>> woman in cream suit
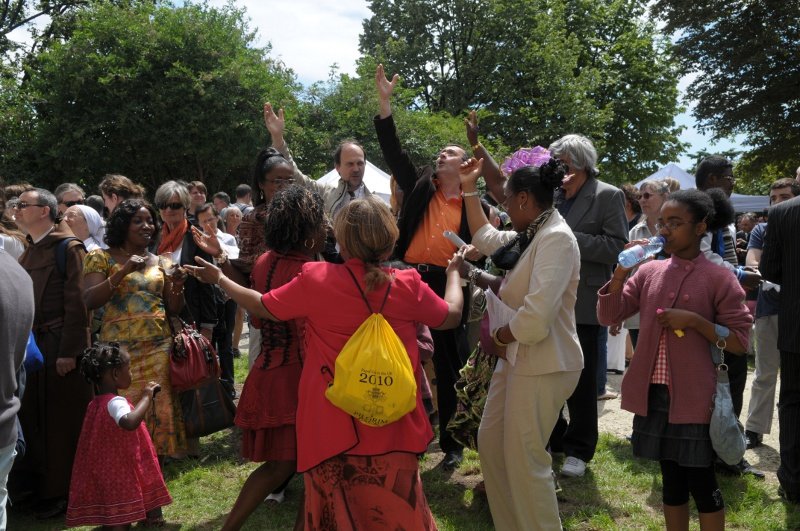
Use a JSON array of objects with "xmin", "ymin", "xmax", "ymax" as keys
[{"xmin": 457, "ymin": 153, "xmax": 583, "ymax": 530}]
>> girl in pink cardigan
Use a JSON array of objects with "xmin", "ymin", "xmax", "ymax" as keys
[{"xmin": 597, "ymin": 189, "xmax": 751, "ymax": 531}]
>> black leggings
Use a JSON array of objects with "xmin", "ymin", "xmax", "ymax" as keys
[{"xmin": 660, "ymin": 460, "xmax": 724, "ymax": 513}]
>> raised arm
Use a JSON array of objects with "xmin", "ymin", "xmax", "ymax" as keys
[
  {"xmin": 374, "ymin": 64, "xmax": 418, "ymax": 192},
  {"xmin": 464, "ymin": 110, "xmax": 505, "ymax": 201},
  {"xmin": 264, "ymin": 102, "xmax": 323, "ymax": 193}
]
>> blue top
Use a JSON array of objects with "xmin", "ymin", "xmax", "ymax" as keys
[{"xmin": 748, "ymin": 223, "xmax": 779, "ymax": 318}]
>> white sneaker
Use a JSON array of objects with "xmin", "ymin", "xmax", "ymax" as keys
[
  {"xmin": 560, "ymin": 456, "xmax": 586, "ymax": 478},
  {"xmin": 264, "ymin": 489, "xmax": 285, "ymax": 504}
]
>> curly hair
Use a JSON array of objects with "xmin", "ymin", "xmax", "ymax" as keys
[
  {"xmin": 506, "ymin": 158, "xmax": 568, "ymax": 209},
  {"xmin": 263, "ymin": 185, "xmax": 325, "ymax": 254},
  {"xmin": 79, "ymin": 342, "xmax": 125, "ymax": 385},
  {"xmin": 104, "ymin": 199, "xmax": 161, "ymax": 248}
]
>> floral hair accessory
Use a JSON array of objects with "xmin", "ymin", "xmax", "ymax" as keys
[{"xmin": 501, "ymin": 146, "xmax": 551, "ymax": 175}]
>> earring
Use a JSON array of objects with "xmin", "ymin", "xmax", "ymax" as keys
[
  {"xmin": 519, "ymin": 203, "xmax": 525, "ymax": 211},
  {"xmin": 304, "ymin": 238, "xmax": 315, "ymax": 249}
]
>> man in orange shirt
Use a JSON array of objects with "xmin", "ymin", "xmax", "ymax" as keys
[{"xmin": 374, "ymin": 65, "xmax": 486, "ymax": 470}]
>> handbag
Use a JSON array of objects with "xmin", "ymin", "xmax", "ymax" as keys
[
  {"xmin": 180, "ymin": 378, "xmax": 236, "ymax": 438},
  {"xmin": 708, "ymin": 335, "xmax": 747, "ymax": 466},
  {"xmin": 323, "ymin": 268, "xmax": 417, "ymax": 427},
  {"xmin": 169, "ymin": 318, "xmax": 221, "ymax": 392}
]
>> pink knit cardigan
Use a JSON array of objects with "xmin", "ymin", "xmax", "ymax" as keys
[{"xmin": 597, "ymin": 253, "xmax": 751, "ymax": 424}]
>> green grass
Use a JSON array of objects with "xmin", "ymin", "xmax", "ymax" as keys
[{"xmin": 9, "ymin": 355, "xmax": 800, "ymax": 530}]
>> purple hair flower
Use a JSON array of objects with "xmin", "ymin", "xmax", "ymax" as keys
[{"xmin": 501, "ymin": 146, "xmax": 552, "ymax": 176}]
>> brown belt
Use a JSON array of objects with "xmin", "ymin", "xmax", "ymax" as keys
[{"xmin": 32, "ymin": 317, "xmax": 64, "ymax": 334}]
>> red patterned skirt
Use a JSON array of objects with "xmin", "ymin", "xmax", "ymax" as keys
[
  {"xmin": 236, "ymin": 359, "xmax": 301, "ymax": 462},
  {"xmin": 304, "ymin": 453, "xmax": 438, "ymax": 530}
]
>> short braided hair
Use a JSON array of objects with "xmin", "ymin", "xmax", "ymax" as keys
[{"xmin": 79, "ymin": 342, "xmax": 125, "ymax": 385}]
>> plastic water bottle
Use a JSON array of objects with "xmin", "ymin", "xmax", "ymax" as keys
[{"xmin": 618, "ymin": 236, "xmax": 665, "ymax": 268}]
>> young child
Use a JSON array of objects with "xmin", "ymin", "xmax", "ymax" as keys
[
  {"xmin": 66, "ymin": 342, "xmax": 171, "ymax": 529},
  {"xmin": 597, "ymin": 190, "xmax": 751, "ymax": 530}
]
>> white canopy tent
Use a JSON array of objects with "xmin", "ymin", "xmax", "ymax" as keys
[
  {"xmin": 635, "ymin": 163, "xmax": 769, "ymax": 213},
  {"xmin": 318, "ymin": 160, "xmax": 391, "ymax": 205}
]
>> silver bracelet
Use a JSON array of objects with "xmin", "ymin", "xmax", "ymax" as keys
[
  {"xmin": 468, "ymin": 267, "xmax": 482, "ymax": 284},
  {"xmin": 462, "ymin": 191, "xmax": 480, "ymax": 198}
]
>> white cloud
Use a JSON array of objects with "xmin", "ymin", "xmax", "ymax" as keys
[{"xmin": 208, "ymin": 0, "xmax": 371, "ymax": 85}]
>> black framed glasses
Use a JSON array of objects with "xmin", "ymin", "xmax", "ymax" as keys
[
  {"xmin": 14, "ymin": 201, "xmax": 47, "ymax": 210},
  {"xmin": 158, "ymin": 202, "xmax": 185, "ymax": 210},
  {"xmin": 60, "ymin": 199, "xmax": 84, "ymax": 207}
]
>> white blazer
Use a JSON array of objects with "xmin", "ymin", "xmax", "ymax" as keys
[{"xmin": 471, "ymin": 210, "xmax": 584, "ymax": 376}]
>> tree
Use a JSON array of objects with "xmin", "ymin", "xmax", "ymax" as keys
[
  {"xmin": 651, "ymin": 0, "xmax": 800, "ymax": 177},
  {"xmin": 360, "ymin": 0, "xmax": 686, "ymax": 183},
  {"xmin": 3, "ymin": 1, "xmax": 298, "ymax": 194}
]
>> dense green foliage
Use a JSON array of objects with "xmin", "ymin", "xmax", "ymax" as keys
[
  {"xmin": 360, "ymin": 0, "xmax": 686, "ymax": 182},
  {"xmin": 652, "ymin": 0, "xmax": 800, "ymax": 186}
]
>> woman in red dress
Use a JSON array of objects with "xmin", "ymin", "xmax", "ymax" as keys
[{"xmin": 189, "ymin": 197, "xmax": 465, "ymax": 530}]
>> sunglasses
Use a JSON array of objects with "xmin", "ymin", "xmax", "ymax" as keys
[
  {"xmin": 158, "ymin": 202, "xmax": 185, "ymax": 210},
  {"xmin": 14, "ymin": 201, "xmax": 47, "ymax": 210},
  {"xmin": 60, "ymin": 199, "xmax": 84, "ymax": 207}
]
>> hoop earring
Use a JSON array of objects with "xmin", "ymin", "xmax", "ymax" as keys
[
  {"xmin": 304, "ymin": 238, "xmax": 315, "ymax": 249},
  {"xmin": 519, "ymin": 203, "xmax": 525, "ymax": 211}
]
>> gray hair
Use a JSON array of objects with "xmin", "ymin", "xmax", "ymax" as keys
[
  {"xmin": 548, "ymin": 134, "xmax": 598, "ymax": 177},
  {"xmin": 33, "ymin": 188, "xmax": 59, "ymax": 222},
  {"xmin": 154, "ymin": 180, "xmax": 190, "ymax": 210},
  {"xmin": 53, "ymin": 182, "xmax": 85, "ymax": 202},
  {"xmin": 639, "ymin": 179, "xmax": 670, "ymax": 195}
]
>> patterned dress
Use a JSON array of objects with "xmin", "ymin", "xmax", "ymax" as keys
[
  {"xmin": 66, "ymin": 394, "xmax": 171, "ymax": 527},
  {"xmin": 84, "ymin": 249, "xmax": 186, "ymax": 455}
]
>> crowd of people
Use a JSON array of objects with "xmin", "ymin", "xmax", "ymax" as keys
[{"xmin": 1, "ymin": 63, "xmax": 799, "ymax": 531}]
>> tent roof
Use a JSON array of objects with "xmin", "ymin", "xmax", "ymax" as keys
[
  {"xmin": 318, "ymin": 160, "xmax": 391, "ymax": 204},
  {"xmin": 635, "ymin": 163, "xmax": 769, "ymax": 213}
]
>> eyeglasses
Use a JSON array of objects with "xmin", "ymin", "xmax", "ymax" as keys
[
  {"xmin": 13, "ymin": 202, "xmax": 47, "ymax": 210},
  {"xmin": 655, "ymin": 220, "xmax": 691, "ymax": 232},
  {"xmin": 264, "ymin": 177, "xmax": 294, "ymax": 185},
  {"xmin": 641, "ymin": 192, "xmax": 657, "ymax": 200},
  {"xmin": 158, "ymin": 202, "xmax": 185, "ymax": 210},
  {"xmin": 60, "ymin": 199, "xmax": 84, "ymax": 207}
]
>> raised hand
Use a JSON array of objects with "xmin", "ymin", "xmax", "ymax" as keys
[
  {"xmin": 465, "ymin": 110, "xmax": 479, "ymax": 147},
  {"xmin": 191, "ymin": 225, "xmax": 222, "ymax": 257},
  {"xmin": 375, "ymin": 64, "xmax": 399, "ymax": 102},
  {"xmin": 263, "ymin": 102, "xmax": 285, "ymax": 140},
  {"xmin": 185, "ymin": 256, "xmax": 223, "ymax": 285},
  {"xmin": 121, "ymin": 254, "xmax": 148, "ymax": 276},
  {"xmin": 459, "ymin": 157, "xmax": 484, "ymax": 189}
]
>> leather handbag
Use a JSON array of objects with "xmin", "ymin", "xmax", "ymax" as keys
[
  {"xmin": 709, "ymin": 339, "xmax": 747, "ymax": 466},
  {"xmin": 169, "ymin": 318, "xmax": 221, "ymax": 392},
  {"xmin": 180, "ymin": 378, "xmax": 236, "ymax": 438}
]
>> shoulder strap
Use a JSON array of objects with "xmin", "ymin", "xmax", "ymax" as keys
[
  {"xmin": 344, "ymin": 266, "xmax": 392, "ymax": 315},
  {"xmin": 55, "ymin": 237, "xmax": 80, "ymax": 278}
]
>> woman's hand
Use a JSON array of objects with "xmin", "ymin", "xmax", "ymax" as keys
[
  {"xmin": 263, "ymin": 102, "xmax": 285, "ymax": 139},
  {"xmin": 184, "ymin": 257, "xmax": 223, "ymax": 285},
  {"xmin": 464, "ymin": 110, "xmax": 479, "ymax": 147},
  {"xmin": 169, "ymin": 266, "xmax": 188, "ymax": 289},
  {"xmin": 191, "ymin": 225, "xmax": 222, "ymax": 257},
  {"xmin": 459, "ymin": 157, "xmax": 483, "ymax": 189},
  {"xmin": 447, "ymin": 247, "xmax": 467, "ymax": 277},
  {"xmin": 121, "ymin": 254, "xmax": 148, "ymax": 276},
  {"xmin": 613, "ymin": 238, "xmax": 653, "ymax": 277},
  {"xmin": 655, "ymin": 308, "xmax": 697, "ymax": 332}
]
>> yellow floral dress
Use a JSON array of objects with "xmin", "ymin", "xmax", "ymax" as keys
[{"xmin": 84, "ymin": 249, "xmax": 186, "ymax": 455}]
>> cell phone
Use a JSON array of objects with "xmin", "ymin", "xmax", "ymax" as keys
[{"xmin": 443, "ymin": 230, "xmax": 467, "ymax": 249}]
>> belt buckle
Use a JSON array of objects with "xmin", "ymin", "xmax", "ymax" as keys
[{"xmin": 417, "ymin": 264, "xmax": 430, "ymax": 273}]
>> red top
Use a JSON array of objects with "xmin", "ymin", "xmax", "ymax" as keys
[{"xmin": 261, "ymin": 259, "xmax": 449, "ymax": 472}]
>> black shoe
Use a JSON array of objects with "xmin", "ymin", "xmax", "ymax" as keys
[
  {"xmin": 745, "ymin": 430, "xmax": 763, "ymax": 449},
  {"xmin": 778, "ymin": 486, "xmax": 800, "ymax": 504},
  {"xmin": 34, "ymin": 498, "xmax": 66, "ymax": 519},
  {"xmin": 232, "ymin": 348, "xmax": 241, "ymax": 359},
  {"xmin": 442, "ymin": 450, "xmax": 463, "ymax": 471},
  {"xmin": 740, "ymin": 458, "xmax": 766, "ymax": 479}
]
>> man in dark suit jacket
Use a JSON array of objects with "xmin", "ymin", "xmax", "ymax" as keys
[{"xmin": 760, "ymin": 194, "xmax": 800, "ymax": 504}]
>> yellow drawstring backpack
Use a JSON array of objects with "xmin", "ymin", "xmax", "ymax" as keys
[{"xmin": 324, "ymin": 267, "xmax": 417, "ymax": 427}]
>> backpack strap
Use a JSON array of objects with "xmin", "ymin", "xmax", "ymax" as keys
[
  {"xmin": 344, "ymin": 265, "xmax": 391, "ymax": 315},
  {"xmin": 55, "ymin": 237, "xmax": 81, "ymax": 278}
]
